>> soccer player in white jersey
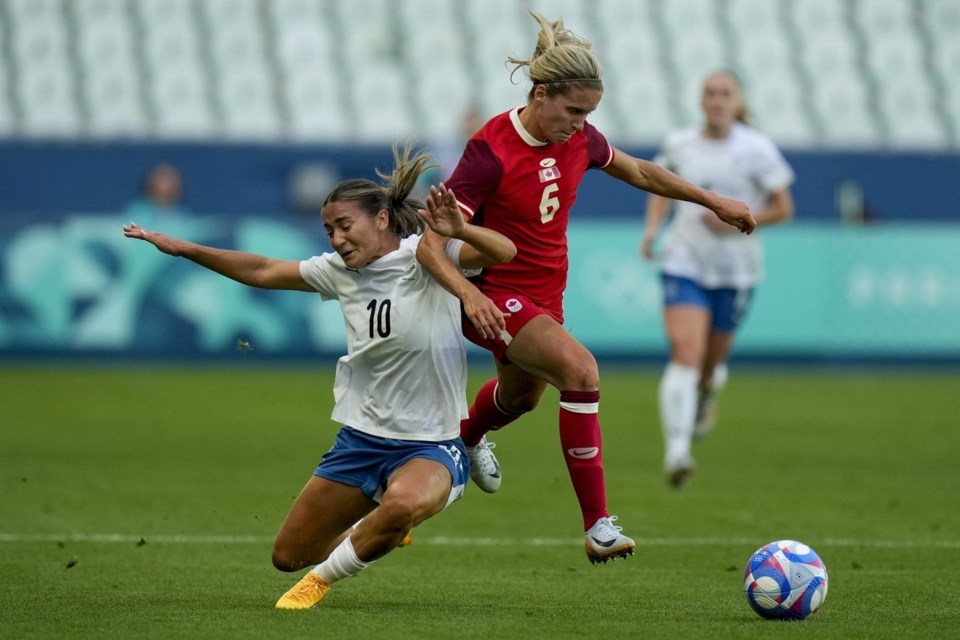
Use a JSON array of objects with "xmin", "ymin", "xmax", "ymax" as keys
[
  {"xmin": 640, "ymin": 70, "xmax": 795, "ymax": 488},
  {"xmin": 123, "ymin": 145, "xmax": 516, "ymax": 609}
]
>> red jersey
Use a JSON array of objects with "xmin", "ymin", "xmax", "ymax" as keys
[{"xmin": 446, "ymin": 107, "xmax": 614, "ymax": 318}]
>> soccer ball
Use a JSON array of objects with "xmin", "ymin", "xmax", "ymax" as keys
[{"xmin": 743, "ymin": 539, "xmax": 828, "ymax": 620}]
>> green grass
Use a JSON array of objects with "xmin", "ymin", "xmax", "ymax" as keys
[{"xmin": 2, "ymin": 365, "xmax": 959, "ymax": 639}]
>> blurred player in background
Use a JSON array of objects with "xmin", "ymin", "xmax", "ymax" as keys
[
  {"xmin": 122, "ymin": 163, "xmax": 188, "ymax": 232},
  {"xmin": 123, "ymin": 145, "xmax": 515, "ymax": 609},
  {"xmin": 417, "ymin": 10, "xmax": 756, "ymax": 564},
  {"xmin": 640, "ymin": 70, "xmax": 795, "ymax": 488}
]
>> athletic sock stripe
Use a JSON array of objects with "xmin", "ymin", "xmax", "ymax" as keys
[{"xmin": 559, "ymin": 401, "xmax": 599, "ymax": 414}]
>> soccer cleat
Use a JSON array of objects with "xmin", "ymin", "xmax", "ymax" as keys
[
  {"xmin": 584, "ymin": 515, "xmax": 636, "ymax": 564},
  {"xmin": 466, "ymin": 437, "xmax": 501, "ymax": 493},
  {"xmin": 665, "ymin": 455, "xmax": 695, "ymax": 489},
  {"xmin": 398, "ymin": 529, "xmax": 413, "ymax": 547},
  {"xmin": 275, "ymin": 573, "xmax": 331, "ymax": 610},
  {"xmin": 693, "ymin": 390, "xmax": 718, "ymax": 440}
]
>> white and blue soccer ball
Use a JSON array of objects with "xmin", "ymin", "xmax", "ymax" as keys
[{"xmin": 743, "ymin": 539, "xmax": 828, "ymax": 620}]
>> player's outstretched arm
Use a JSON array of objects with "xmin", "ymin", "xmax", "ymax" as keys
[
  {"xmin": 420, "ymin": 183, "xmax": 516, "ymax": 268},
  {"xmin": 123, "ymin": 222, "xmax": 313, "ymax": 291},
  {"xmin": 605, "ymin": 149, "xmax": 757, "ymax": 234}
]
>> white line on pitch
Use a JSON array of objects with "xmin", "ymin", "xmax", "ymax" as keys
[{"xmin": 0, "ymin": 533, "xmax": 957, "ymax": 549}]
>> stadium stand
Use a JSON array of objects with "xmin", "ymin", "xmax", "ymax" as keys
[{"xmin": 0, "ymin": 0, "xmax": 955, "ymax": 147}]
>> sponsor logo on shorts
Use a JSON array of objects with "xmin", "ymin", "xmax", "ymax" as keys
[
  {"xmin": 567, "ymin": 447, "xmax": 599, "ymax": 459},
  {"xmin": 505, "ymin": 298, "xmax": 523, "ymax": 313}
]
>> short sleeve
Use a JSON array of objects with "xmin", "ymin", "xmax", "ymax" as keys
[
  {"xmin": 583, "ymin": 121, "xmax": 615, "ymax": 169},
  {"xmin": 445, "ymin": 139, "xmax": 502, "ymax": 220},
  {"xmin": 299, "ymin": 255, "xmax": 338, "ymax": 300},
  {"xmin": 752, "ymin": 134, "xmax": 795, "ymax": 193}
]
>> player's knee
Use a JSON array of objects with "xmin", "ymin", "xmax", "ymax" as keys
[
  {"xmin": 498, "ymin": 389, "xmax": 540, "ymax": 414},
  {"xmin": 378, "ymin": 491, "xmax": 426, "ymax": 531},
  {"xmin": 561, "ymin": 354, "xmax": 599, "ymax": 391},
  {"xmin": 271, "ymin": 547, "xmax": 308, "ymax": 572}
]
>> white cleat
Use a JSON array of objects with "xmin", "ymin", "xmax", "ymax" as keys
[
  {"xmin": 665, "ymin": 454, "xmax": 695, "ymax": 489},
  {"xmin": 466, "ymin": 437, "xmax": 501, "ymax": 493},
  {"xmin": 584, "ymin": 515, "xmax": 636, "ymax": 564}
]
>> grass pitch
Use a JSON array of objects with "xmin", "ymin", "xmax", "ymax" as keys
[{"xmin": 1, "ymin": 365, "xmax": 958, "ymax": 639}]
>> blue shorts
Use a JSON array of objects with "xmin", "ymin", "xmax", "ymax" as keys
[
  {"xmin": 661, "ymin": 273, "xmax": 754, "ymax": 332},
  {"xmin": 315, "ymin": 427, "xmax": 469, "ymax": 508}
]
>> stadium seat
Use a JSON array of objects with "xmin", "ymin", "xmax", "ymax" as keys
[
  {"xmin": 463, "ymin": 0, "xmax": 526, "ymax": 36},
  {"xmin": 877, "ymin": 78, "xmax": 947, "ymax": 147},
  {"xmin": 4, "ymin": 0, "xmax": 65, "ymax": 25},
  {"xmin": 141, "ymin": 21, "xmax": 204, "ymax": 74},
  {"xmin": 400, "ymin": 12, "xmax": 468, "ymax": 71},
  {"xmin": 135, "ymin": 0, "xmax": 196, "ymax": 26},
  {"xmin": 268, "ymin": 0, "xmax": 329, "ymax": 27},
  {"xmin": 863, "ymin": 33, "xmax": 927, "ymax": 83},
  {"xmin": 206, "ymin": 22, "xmax": 268, "ymax": 74},
  {"xmin": 852, "ymin": 0, "xmax": 915, "ymax": 36},
  {"xmin": 660, "ymin": 0, "xmax": 721, "ymax": 38},
  {"xmin": 608, "ymin": 71, "xmax": 676, "ymax": 144},
  {"xmin": 411, "ymin": 64, "xmax": 476, "ymax": 142},
  {"xmin": 789, "ymin": 0, "xmax": 849, "ymax": 35},
  {"xmin": 83, "ymin": 68, "xmax": 148, "ymax": 137},
  {"xmin": 797, "ymin": 30, "xmax": 861, "ymax": 86},
  {"xmin": 69, "ymin": 0, "xmax": 130, "ymax": 27},
  {"xmin": 0, "ymin": 66, "xmax": 15, "ymax": 135},
  {"xmin": 809, "ymin": 76, "xmax": 880, "ymax": 145},
  {"xmin": 215, "ymin": 69, "xmax": 281, "ymax": 140},
  {"xmin": 733, "ymin": 31, "xmax": 797, "ymax": 87},
  {"xmin": 274, "ymin": 22, "xmax": 336, "ymax": 74},
  {"xmin": 930, "ymin": 37, "xmax": 960, "ymax": 88},
  {"xmin": 349, "ymin": 61, "xmax": 415, "ymax": 142},
  {"xmin": 747, "ymin": 75, "xmax": 816, "ymax": 147},
  {"xmin": 149, "ymin": 67, "xmax": 217, "ymax": 139},
  {"xmin": 15, "ymin": 63, "xmax": 82, "ymax": 137},
  {"xmin": 9, "ymin": 18, "xmax": 70, "ymax": 69},
  {"xmin": 199, "ymin": 0, "xmax": 261, "ymax": 29},
  {"xmin": 603, "ymin": 29, "xmax": 665, "ymax": 85},
  {"xmin": 921, "ymin": 0, "xmax": 960, "ymax": 42},
  {"xmin": 282, "ymin": 69, "xmax": 351, "ymax": 142},
  {"xmin": 74, "ymin": 20, "xmax": 137, "ymax": 75},
  {"xmin": 593, "ymin": 0, "xmax": 655, "ymax": 39},
  {"xmin": 726, "ymin": 0, "xmax": 788, "ymax": 37},
  {"xmin": 942, "ymin": 84, "xmax": 960, "ymax": 143}
]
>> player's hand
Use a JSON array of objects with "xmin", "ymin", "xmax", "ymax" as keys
[
  {"xmin": 639, "ymin": 231, "xmax": 657, "ymax": 261},
  {"xmin": 419, "ymin": 183, "xmax": 465, "ymax": 239},
  {"xmin": 710, "ymin": 196, "xmax": 756, "ymax": 234},
  {"xmin": 462, "ymin": 286, "xmax": 509, "ymax": 341},
  {"xmin": 122, "ymin": 222, "xmax": 183, "ymax": 256}
]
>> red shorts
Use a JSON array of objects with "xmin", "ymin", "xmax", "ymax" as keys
[{"xmin": 461, "ymin": 293, "xmax": 562, "ymax": 363}]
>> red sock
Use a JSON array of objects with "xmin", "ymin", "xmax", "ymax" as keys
[
  {"xmin": 460, "ymin": 378, "xmax": 523, "ymax": 446},
  {"xmin": 559, "ymin": 390, "xmax": 608, "ymax": 531}
]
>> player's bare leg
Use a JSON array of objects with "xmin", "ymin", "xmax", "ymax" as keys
[
  {"xmin": 504, "ymin": 315, "xmax": 635, "ymax": 563},
  {"xmin": 276, "ymin": 460, "xmax": 452, "ymax": 609}
]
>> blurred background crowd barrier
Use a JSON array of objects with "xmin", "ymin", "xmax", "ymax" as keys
[{"xmin": 0, "ymin": 0, "xmax": 958, "ymax": 363}]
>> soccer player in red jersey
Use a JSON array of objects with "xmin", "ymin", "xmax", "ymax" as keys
[{"xmin": 418, "ymin": 10, "xmax": 756, "ymax": 564}]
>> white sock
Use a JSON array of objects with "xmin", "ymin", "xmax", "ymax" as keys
[
  {"xmin": 708, "ymin": 362, "xmax": 729, "ymax": 394},
  {"xmin": 309, "ymin": 536, "xmax": 369, "ymax": 585},
  {"xmin": 659, "ymin": 362, "xmax": 700, "ymax": 466}
]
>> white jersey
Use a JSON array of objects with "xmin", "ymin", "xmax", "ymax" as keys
[
  {"xmin": 299, "ymin": 235, "xmax": 474, "ymax": 442},
  {"xmin": 654, "ymin": 122, "xmax": 794, "ymax": 288}
]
